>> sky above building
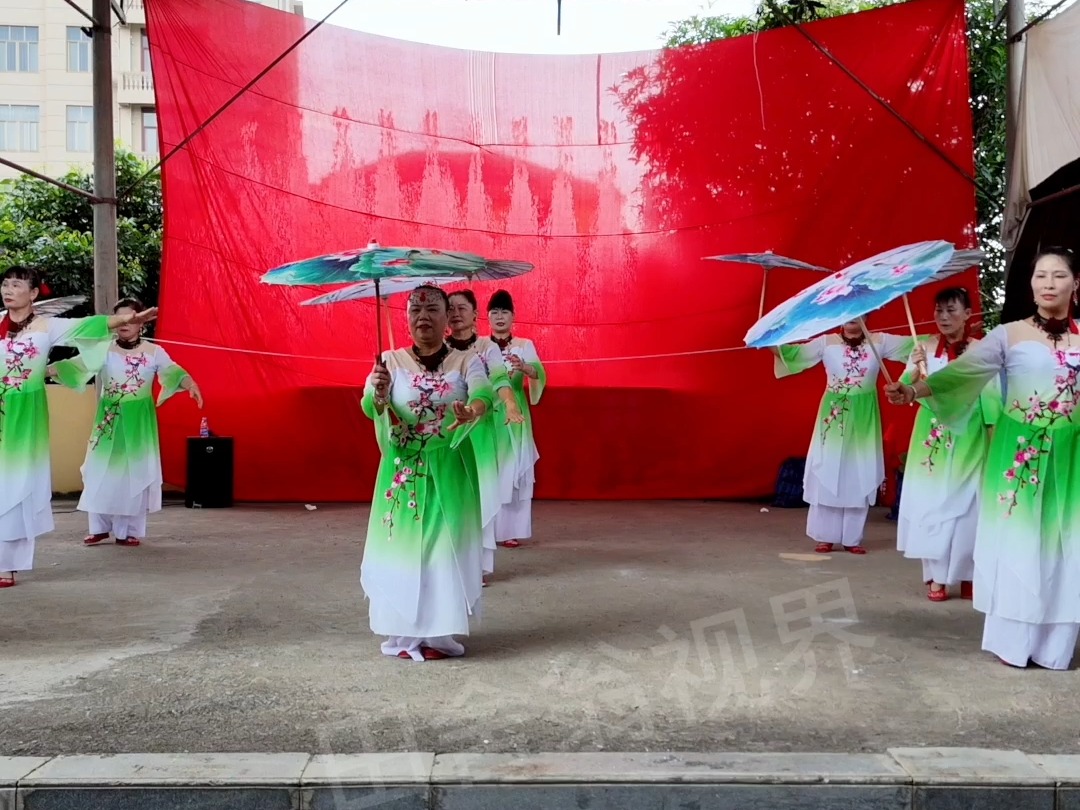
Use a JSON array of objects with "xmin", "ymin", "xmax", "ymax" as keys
[{"xmin": 302, "ymin": 0, "xmax": 760, "ymax": 53}]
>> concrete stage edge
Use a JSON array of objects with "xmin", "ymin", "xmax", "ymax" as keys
[{"xmin": 4, "ymin": 750, "xmax": 1080, "ymax": 810}]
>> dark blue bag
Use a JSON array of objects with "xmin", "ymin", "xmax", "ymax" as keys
[
  {"xmin": 771, "ymin": 457, "xmax": 807, "ymax": 508},
  {"xmin": 887, "ymin": 468, "xmax": 904, "ymax": 520}
]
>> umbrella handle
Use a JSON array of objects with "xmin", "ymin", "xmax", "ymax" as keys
[
  {"xmin": 857, "ymin": 316, "xmax": 893, "ymax": 385},
  {"xmin": 374, "ymin": 279, "xmax": 385, "ymax": 360},
  {"xmin": 758, "ymin": 268, "xmax": 768, "ymax": 319},
  {"xmin": 383, "ymin": 296, "xmax": 396, "ymax": 350},
  {"xmin": 902, "ymin": 294, "xmax": 928, "ymax": 378}
]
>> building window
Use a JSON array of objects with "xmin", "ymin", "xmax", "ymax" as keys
[
  {"xmin": 66, "ymin": 105, "xmax": 93, "ymax": 152},
  {"xmin": 141, "ymin": 108, "xmax": 158, "ymax": 157},
  {"xmin": 140, "ymin": 29, "xmax": 151, "ymax": 72},
  {"xmin": 0, "ymin": 26, "xmax": 39, "ymax": 73},
  {"xmin": 66, "ymin": 26, "xmax": 91, "ymax": 73},
  {"xmin": 0, "ymin": 104, "xmax": 40, "ymax": 152}
]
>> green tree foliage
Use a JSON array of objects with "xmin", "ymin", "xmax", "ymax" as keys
[
  {"xmin": 662, "ymin": 0, "xmax": 1007, "ymax": 320},
  {"xmin": 966, "ymin": 0, "xmax": 1007, "ymax": 321},
  {"xmin": 0, "ymin": 148, "xmax": 162, "ymax": 310}
]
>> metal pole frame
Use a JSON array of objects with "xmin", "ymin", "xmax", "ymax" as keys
[
  {"xmin": 0, "ymin": 156, "xmax": 102, "ymax": 201},
  {"xmin": 91, "ymin": 0, "xmax": 118, "ymax": 315},
  {"xmin": 60, "ymin": 0, "xmax": 97, "ymax": 26}
]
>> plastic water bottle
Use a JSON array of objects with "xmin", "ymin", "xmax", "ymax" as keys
[{"xmin": 199, "ymin": 417, "xmax": 209, "ymax": 438}]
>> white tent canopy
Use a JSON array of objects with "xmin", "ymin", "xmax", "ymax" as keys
[{"xmin": 1003, "ymin": 0, "xmax": 1080, "ymax": 251}]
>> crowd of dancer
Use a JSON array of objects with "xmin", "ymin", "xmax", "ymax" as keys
[
  {"xmin": 777, "ymin": 247, "xmax": 1080, "ymax": 670},
  {"xmin": 0, "ymin": 269, "xmax": 546, "ymax": 665},
  {"xmin": 0, "ymin": 265, "xmax": 170, "ymax": 586},
  {"xmin": 4, "ymin": 247, "xmax": 1078, "ymax": 672}
]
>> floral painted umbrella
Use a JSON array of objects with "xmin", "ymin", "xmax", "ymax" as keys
[
  {"xmin": 706, "ymin": 248, "xmax": 984, "ymax": 320},
  {"xmin": 704, "ymin": 252, "xmax": 832, "ymax": 318},
  {"xmin": 300, "ymin": 276, "xmax": 457, "ymax": 350},
  {"xmin": 262, "ymin": 241, "xmax": 533, "ymax": 356},
  {"xmin": 0, "ymin": 295, "xmax": 85, "ymax": 322},
  {"xmin": 925, "ymin": 248, "xmax": 985, "ymax": 283},
  {"xmin": 743, "ymin": 241, "xmax": 959, "ymax": 382}
]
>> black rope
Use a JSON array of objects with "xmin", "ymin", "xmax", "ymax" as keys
[
  {"xmin": 120, "ymin": 0, "xmax": 354, "ymax": 198},
  {"xmin": 765, "ymin": 0, "xmax": 992, "ymax": 199}
]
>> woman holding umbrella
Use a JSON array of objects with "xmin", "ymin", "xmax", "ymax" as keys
[
  {"xmin": 1, "ymin": 265, "xmax": 157, "ymax": 587},
  {"xmin": 887, "ymin": 247, "xmax": 1080, "ymax": 669},
  {"xmin": 486, "ymin": 290, "xmax": 546, "ymax": 548},
  {"xmin": 772, "ymin": 318, "xmax": 911, "ymax": 554},
  {"xmin": 447, "ymin": 289, "xmax": 524, "ymax": 582},
  {"xmin": 895, "ymin": 287, "xmax": 999, "ymax": 601},
  {"xmin": 361, "ymin": 284, "xmax": 494, "ymax": 661}
]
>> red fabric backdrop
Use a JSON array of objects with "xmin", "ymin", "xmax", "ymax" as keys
[{"xmin": 147, "ymin": 0, "xmax": 978, "ymax": 502}]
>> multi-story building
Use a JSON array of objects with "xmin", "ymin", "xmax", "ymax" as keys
[{"xmin": 0, "ymin": 0, "xmax": 303, "ymax": 180}]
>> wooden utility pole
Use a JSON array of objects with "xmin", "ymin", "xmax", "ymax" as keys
[
  {"xmin": 91, "ymin": 0, "xmax": 118, "ymax": 315},
  {"xmin": 1004, "ymin": 0, "xmax": 1025, "ymax": 271}
]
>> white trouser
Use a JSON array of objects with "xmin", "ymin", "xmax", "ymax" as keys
[
  {"xmin": 982, "ymin": 615, "xmax": 1079, "ymax": 670},
  {"xmin": 380, "ymin": 636, "xmax": 466, "ymax": 662},
  {"xmin": 806, "ymin": 504, "xmax": 869, "ymax": 547},
  {"xmin": 0, "ymin": 539, "xmax": 34, "ymax": 573},
  {"xmin": 89, "ymin": 511, "xmax": 147, "ymax": 541},
  {"xmin": 494, "ymin": 489, "xmax": 532, "ymax": 543}
]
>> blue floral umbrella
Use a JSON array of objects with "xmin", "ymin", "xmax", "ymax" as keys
[
  {"xmin": 744, "ymin": 241, "xmax": 958, "ymax": 381},
  {"xmin": 704, "ymin": 252, "xmax": 832, "ymax": 318},
  {"xmin": 708, "ymin": 247, "xmax": 984, "ymax": 320}
]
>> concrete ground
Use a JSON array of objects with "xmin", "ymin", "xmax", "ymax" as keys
[{"xmin": 1, "ymin": 500, "xmax": 1077, "ymax": 757}]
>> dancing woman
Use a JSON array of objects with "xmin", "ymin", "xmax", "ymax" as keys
[
  {"xmin": 448, "ymin": 290, "xmax": 524, "ymax": 580},
  {"xmin": 772, "ymin": 319, "xmax": 910, "ymax": 553},
  {"xmin": 0, "ymin": 266, "xmax": 157, "ymax": 587},
  {"xmin": 896, "ymin": 287, "xmax": 999, "ymax": 601},
  {"xmin": 887, "ymin": 248, "xmax": 1080, "ymax": 669},
  {"xmin": 486, "ymin": 290, "xmax": 545, "ymax": 548},
  {"xmin": 361, "ymin": 285, "xmax": 494, "ymax": 661},
  {"xmin": 52, "ymin": 298, "xmax": 203, "ymax": 547}
]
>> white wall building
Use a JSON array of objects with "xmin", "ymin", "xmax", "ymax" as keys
[{"xmin": 0, "ymin": 0, "xmax": 303, "ymax": 180}]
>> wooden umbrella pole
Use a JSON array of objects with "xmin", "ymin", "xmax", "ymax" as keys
[
  {"xmin": 857, "ymin": 315, "xmax": 893, "ymax": 385},
  {"xmin": 384, "ymin": 296, "xmax": 395, "ymax": 349},
  {"xmin": 374, "ymin": 279, "xmax": 385, "ymax": 365},
  {"xmin": 758, "ymin": 268, "xmax": 768, "ymax": 319},
  {"xmin": 902, "ymin": 293, "xmax": 927, "ymax": 377}
]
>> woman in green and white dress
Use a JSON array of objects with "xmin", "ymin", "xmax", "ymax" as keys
[
  {"xmin": 896, "ymin": 287, "xmax": 999, "ymax": 602},
  {"xmin": 447, "ymin": 289, "xmax": 523, "ymax": 582},
  {"xmin": 362, "ymin": 285, "xmax": 494, "ymax": 661},
  {"xmin": 53, "ymin": 298, "xmax": 203, "ymax": 547},
  {"xmin": 486, "ymin": 290, "xmax": 545, "ymax": 547},
  {"xmin": 888, "ymin": 248, "xmax": 1080, "ymax": 669},
  {"xmin": 0, "ymin": 266, "xmax": 157, "ymax": 587},
  {"xmin": 773, "ymin": 319, "xmax": 910, "ymax": 554}
]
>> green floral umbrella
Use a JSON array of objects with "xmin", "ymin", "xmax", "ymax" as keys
[{"xmin": 262, "ymin": 241, "xmax": 533, "ymax": 356}]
